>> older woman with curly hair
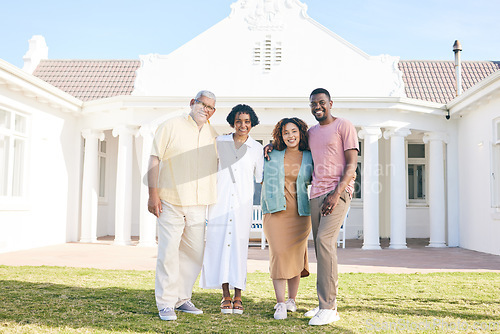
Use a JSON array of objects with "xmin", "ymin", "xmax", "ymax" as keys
[{"xmin": 261, "ymin": 117, "xmax": 313, "ymax": 320}]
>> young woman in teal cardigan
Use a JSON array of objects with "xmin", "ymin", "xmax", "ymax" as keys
[{"xmin": 261, "ymin": 117, "xmax": 313, "ymax": 320}]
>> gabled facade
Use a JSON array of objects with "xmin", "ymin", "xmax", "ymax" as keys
[
  {"xmin": 1, "ymin": 0, "xmax": 499, "ymax": 255},
  {"xmin": 133, "ymin": 0, "xmax": 404, "ymax": 98}
]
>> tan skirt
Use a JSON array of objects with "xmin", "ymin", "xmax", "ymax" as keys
[{"xmin": 263, "ymin": 149, "xmax": 311, "ymax": 279}]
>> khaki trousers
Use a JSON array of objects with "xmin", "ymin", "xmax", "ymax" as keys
[
  {"xmin": 310, "ymin": 191, "xmax": 351, "ymax": 309},
  {"xmin": 155, "ymin": 201, "xmax": 206, "ymax": 310}
]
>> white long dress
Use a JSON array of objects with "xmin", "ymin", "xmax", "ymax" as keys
[{"xmin": 200, "ymin": 134, "xmax": 264, "ymax": 290}]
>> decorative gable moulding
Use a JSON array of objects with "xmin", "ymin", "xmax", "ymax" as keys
[
  {"xmin": 242, "ymin": 0, "xmax": 285, "ymax": 31},
  {"xmin": 253, "ymin": 35, "xmax": 282, "ymax": 72}
]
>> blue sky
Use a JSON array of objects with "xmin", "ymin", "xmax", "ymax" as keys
[{"xmin": 1, "ymin": 0, "xmax": 498, "ymax": 69}]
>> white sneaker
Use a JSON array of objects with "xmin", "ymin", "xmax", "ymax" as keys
[
  {"xmin": 158, "ymin": 307, "xmax": 177, "ymax": 321},
  {"xmin": 308, "ymin": 309, "xmax": 340, "ymax": 326},
  {"xmin": 304, "ymin": 306, "xmax": 319, "ymax": 318},
  {"xmin": 273, "ymin": 302, "xmax": 287, "ymax": 320},
  {"xmin": 175, "ymin": 300, "xmax": 203, "ymax": 314},
  {"xmin": 285, "ymin": 299, "xmax": 297, "ymax": 312}
]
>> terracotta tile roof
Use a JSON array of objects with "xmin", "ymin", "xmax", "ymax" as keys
[
  {"xmin": 32, "ymin": 60, "xmax": 141, "ymax": 101},
  {"xmin": 398, "ymin": 60, "xmax": 500, "ymax": 104},
  {"xmin": 32, "ymin": 59, "xmax": 500, "ymax": 104}
]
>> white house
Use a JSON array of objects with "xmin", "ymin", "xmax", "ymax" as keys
[{"xmin": 1, "ymin": 0, "xmax": 499, "ymax": 255}]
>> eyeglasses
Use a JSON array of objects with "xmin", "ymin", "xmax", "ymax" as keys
[
  {"xmin": 309, "ymin": 100, "xmax": 330, "ymax": 108},
  {"xmin": 194, "ymin": 99, "xmax": 215, "ymax": 112}
]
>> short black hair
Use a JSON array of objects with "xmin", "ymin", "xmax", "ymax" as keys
[
  {"xmin": 310, "ymin": 88, "xmax": 331, "ymax": 100},
  {"xmin": 226, "ymin": 104, "xmax": 260, "ymax": 127}
]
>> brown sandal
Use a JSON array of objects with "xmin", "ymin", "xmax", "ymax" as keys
[
  {"xmin": 232, "ymin": 297, "xmax": 243, "ymax": 314},
  {"xmin": 221, "ymin": 297, "xmax": 233, "ymax": 314}
]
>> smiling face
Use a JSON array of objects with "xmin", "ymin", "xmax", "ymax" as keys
[
  {"xmin": 189, "ymin": 95, "xmax": 216, "ymax": 126},
  {"xmin": 310, "ymin": 93, "xmax": 333, "ymax": 124},
  {"xmin": 233, "ymin": 112, "xmax": 252, "ymax": 137},
  {"xmin": 282, "ymin": 122, "xmax": 300, "ymax": 149}
]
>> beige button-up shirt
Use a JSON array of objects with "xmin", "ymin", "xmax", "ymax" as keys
[{"xmin": 151, "ymin": 114, "xmax": 218, "ymax": 206}]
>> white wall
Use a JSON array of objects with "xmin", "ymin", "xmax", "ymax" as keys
[
  {"xmin": 131, "ymin": 134, "xmax": 142, "ymax": 236},
  {"xmin": 457, "ymin": 98, "xmax": 500, "ymax": 255},
  {"xmin": 406, "ymin": 207, "xmax": 430, "ymax": 238},
  {"xmin": 96, "ymin": 130, "xmax": 117, "ymax": 237},
  {"xmin": 379, "ymin": 135, "xmax": 390, "ymax": 238},
  {"xmin": 345, "ymin": 206, "xmax": 363, "ymax": 239},
  {"xmin": 0, "ymin": 89, "xmax": 81, "ymax": 253}
]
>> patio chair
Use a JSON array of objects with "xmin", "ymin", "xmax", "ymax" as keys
[{"xmin": 250, "ymin": 205, "xmax": 267, "ymax": 249}]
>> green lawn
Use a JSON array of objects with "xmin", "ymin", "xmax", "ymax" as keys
[{"xmin": 0, "ymin": 266, "xmax": 499, "ymax": 333}]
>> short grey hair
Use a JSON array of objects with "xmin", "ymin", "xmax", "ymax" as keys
[{"xmin": 195, "ymin": 90, "xmax": 216, "ymax": 102}]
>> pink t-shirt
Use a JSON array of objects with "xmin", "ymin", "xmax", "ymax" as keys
[{"xmin": 308, "ymin": 117, "xmax": 359, "ymax": 199}]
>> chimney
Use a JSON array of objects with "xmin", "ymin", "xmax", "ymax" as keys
[
  {"xmin": 22, "ymin": 35, "xmax": 48, "ymax": 74},
  {"xmin": 453, "ymin": 40, "xmax": 462, "ymax": 96}
]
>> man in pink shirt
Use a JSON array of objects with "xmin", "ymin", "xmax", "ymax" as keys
[
  {"xmin": 264, "ymin": 88, "xmax": 358, "ymax": 325},
  {"xmin": 305, "ymin": 88, "xmax": 358, "ymax": 326}
]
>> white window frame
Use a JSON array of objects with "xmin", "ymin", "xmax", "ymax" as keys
[
  {"xmin": 406, "ymin": 141, "xmax": 428, "ymax": 206},
  {"xmin": 98, "ymin": 139, "xmax": 107, "ymax": 203},
  {"xmin": 352, "ymin": 140, "xmax": 363, "ymax": 204},
  {"xmin": 0, "ymin": 107, "xmax": 30, "ymax": 210}
]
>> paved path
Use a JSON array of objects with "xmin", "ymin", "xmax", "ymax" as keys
[{"xmin": 1, "ymin": 238, "xmax": 499, "ymax": 274}]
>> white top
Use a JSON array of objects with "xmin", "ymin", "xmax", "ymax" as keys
[{"xmin": 200, "ymin": 134, "xmax": 264, "ymax": 290}]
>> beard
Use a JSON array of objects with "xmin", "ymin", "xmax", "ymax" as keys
[{"xmin": 313, "ymin": 110, "xmax": 328, "ymax": 122}]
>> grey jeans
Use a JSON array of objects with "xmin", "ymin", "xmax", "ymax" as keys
[{"xmin": 310, "ymin": 190, "xmax": 351, "ymax": 309}]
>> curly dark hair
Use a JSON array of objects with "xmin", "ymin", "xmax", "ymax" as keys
[
  {"xmin": 272, "ymin": 117, "xmax": 309, "ymax": 151},
  {"xmin": 226, "ymin": 104, "xmax": 260, "ymax": 127}
]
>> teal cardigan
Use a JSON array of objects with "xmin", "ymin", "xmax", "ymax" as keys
[{"xmin": 261, "ymin": 149, "xmax": 313, "ymax": 216}]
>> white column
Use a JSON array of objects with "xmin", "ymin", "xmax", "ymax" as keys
[
  {"xmin": 112, "ymin": 126, "xmax": 137, "ymax": 246},
  {"xmin": 423, "ymin": 132, "xmax": 447, "ymax": 248},
  {"xmin": 384, "ymin": 128, "xmax": 411, "ymax": 249},
  {"xmin": 137, "ymin": 125, "xmax": 157, "ymax": 247},
  {"xmin": 358, "ymin": 127, "xmax": 382, "ymax": 250},
  {"xmin": 80, "ymin": 129, "xmax": 105, "ymax": 243}
]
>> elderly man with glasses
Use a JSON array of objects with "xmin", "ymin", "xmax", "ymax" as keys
[{"xmin": 148, "ymin": 90, "xmax": 218, "ymax": 321}]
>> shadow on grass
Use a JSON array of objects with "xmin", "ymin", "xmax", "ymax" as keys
[
  {"xmin": 0, "ymin": 280, "xmax": 356, "ymax": 333},
  {"xmin": 340, "ymin": 300, "xmax": 500, "ymax": 322}
]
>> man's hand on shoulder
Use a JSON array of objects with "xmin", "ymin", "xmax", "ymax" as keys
[{"xmin": 264, "ymin": 142, "xmax": 274, "ymax": 160}]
